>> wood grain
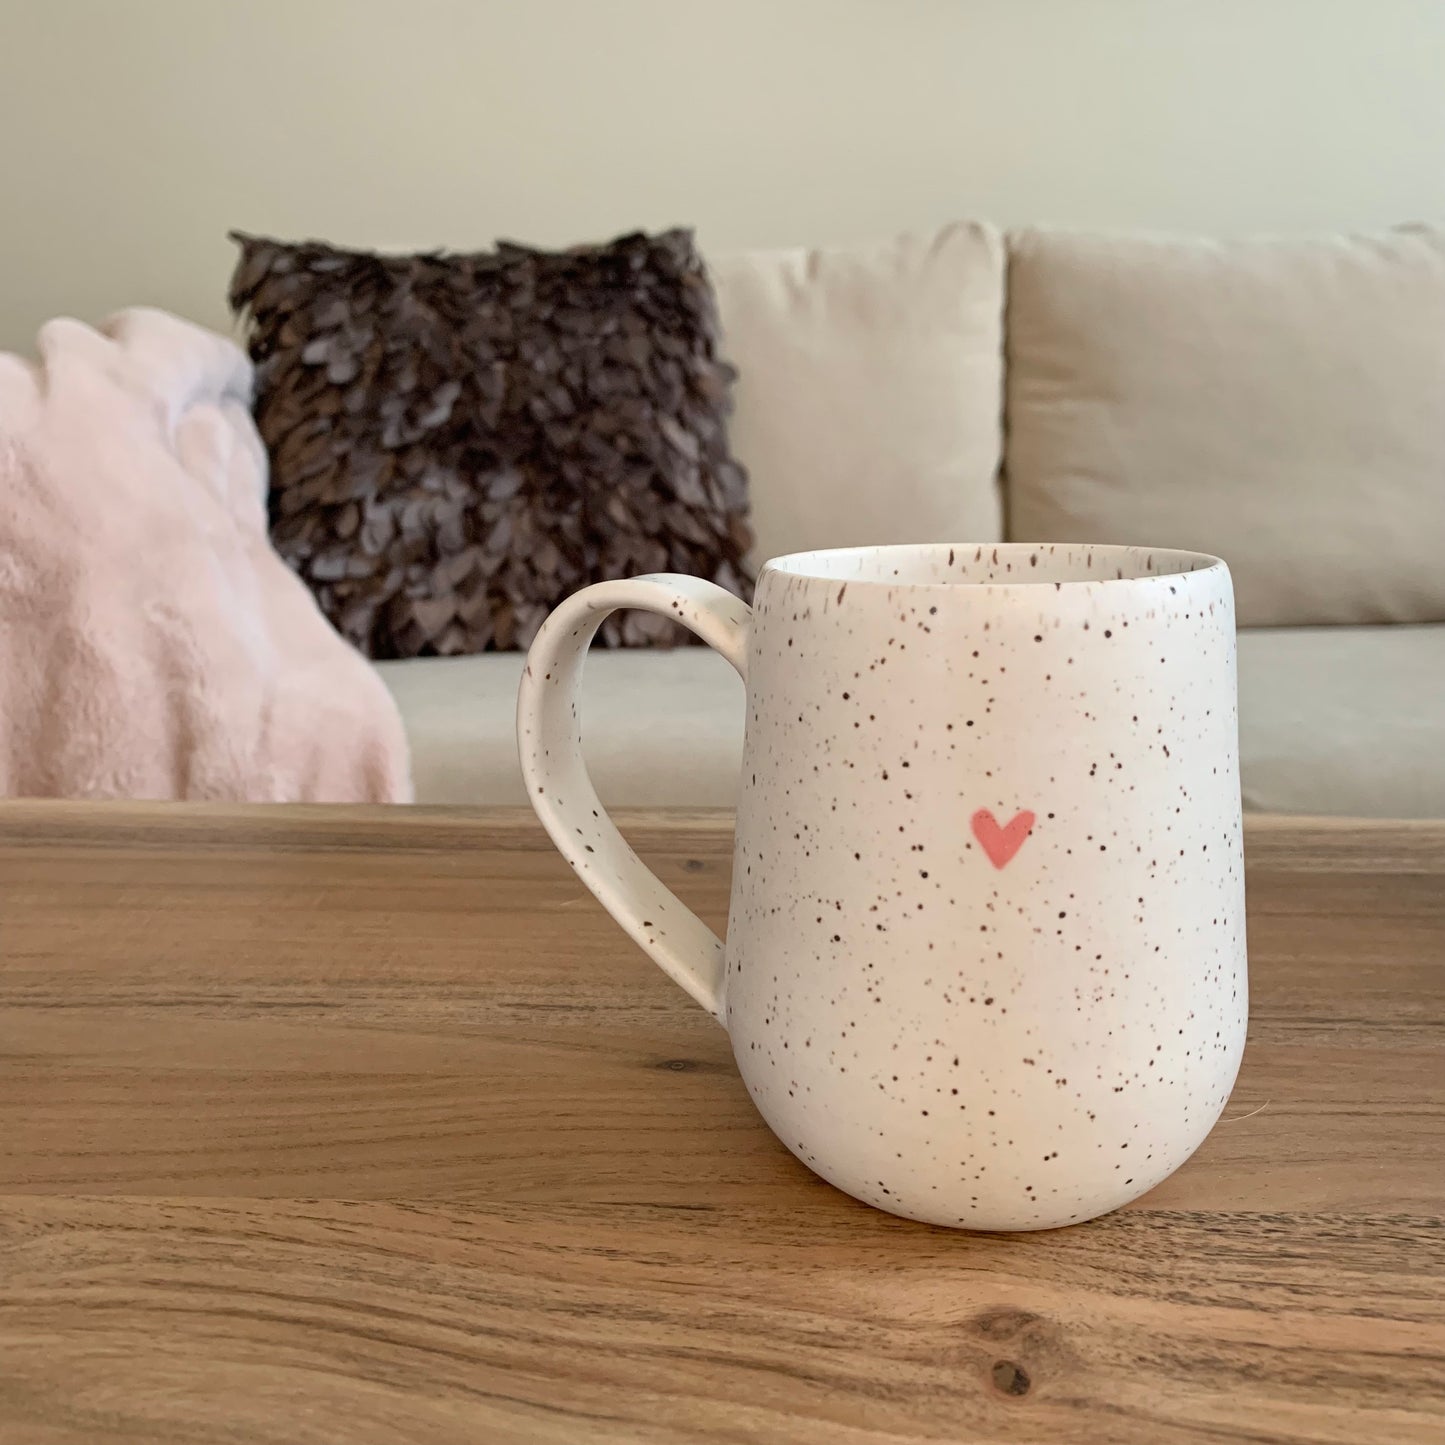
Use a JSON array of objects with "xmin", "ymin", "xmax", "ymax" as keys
[{"xmin": 1, "ymin": 802, "xmax": 1442, "ymax": 1444}]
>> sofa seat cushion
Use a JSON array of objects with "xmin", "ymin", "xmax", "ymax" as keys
[
  {"xmin": 378, "ymin": 626, "xmax": 1443, "ymax": 818},
  {"xmin": 1005, "ymin": 227, "xmax": 1445, "ymax": 627},
  {"xmin": 709, "ymin": 223, "xmax": 1006, "ymax": 567},
  {"xmin": 1236, "ymin": 624, "xmax": 1445, "ymax": 818},
  {"xmin": 375, "ymin": 647, "xmax": 745, "ymax": 807}
]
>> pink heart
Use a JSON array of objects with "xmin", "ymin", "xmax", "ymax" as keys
[{"xmin": 971, "ymin": 808, "xmax": 1036, "ymax": 869}]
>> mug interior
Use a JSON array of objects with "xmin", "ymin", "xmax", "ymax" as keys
[{"xmin": 763, "ymin": 542, "xmax": 1222, "ymax": 588}]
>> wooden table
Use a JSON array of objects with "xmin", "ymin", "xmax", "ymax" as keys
[{"xmin": 1, "ymin": 804, "xmax": 1442, "ymax": 1445}]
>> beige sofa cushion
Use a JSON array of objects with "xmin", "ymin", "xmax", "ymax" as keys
[
  {"xmin": 1005, "ymin": 228, "xmax": 1445, "ymax": 626},
  {"xmin": 710, "ymin": 223, "xmax": 1005, "ymax": 566},
  {"xmin": 376, "ymin": 625, "xmax": 1444, "ymax": 818},
  {"xmin": 1236, "ymin": 624, "xmax": 1445, "ymax": 818},
  {"xmin": 376, "ymin": 648, "xmax": 745, "ymax": 807}
]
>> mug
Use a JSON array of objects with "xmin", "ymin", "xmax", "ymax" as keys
[{"xmin": 517, "ymin": 543, "xmax": 1247, "ymax": 1230}]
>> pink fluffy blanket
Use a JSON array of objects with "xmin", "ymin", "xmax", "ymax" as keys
[{"xmin": 0, "ymin": 309, "xmax": 411, "ymax": 801}]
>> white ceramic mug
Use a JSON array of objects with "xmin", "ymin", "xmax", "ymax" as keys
[{"xmin": 518, "ymin": 543, "xmax": 1247, "ymax": 1230}]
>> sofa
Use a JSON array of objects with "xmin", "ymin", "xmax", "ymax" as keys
[{"xmin": 374, "ymin": 224, "xmax": 1445, "ymax": 818}]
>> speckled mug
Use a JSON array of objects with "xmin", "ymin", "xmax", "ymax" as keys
[{"xmin": 518, "ymin": 543, "xmax": 1247, "ymax": 1230}]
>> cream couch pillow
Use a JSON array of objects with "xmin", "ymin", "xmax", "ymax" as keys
[
  {"xmin": 1005, "ymin": 227, "xmax": 1445, "ymax": 626},
  {"xmin": 709, "ymin": 223, "xmax": 1005, "ymax": 566}
]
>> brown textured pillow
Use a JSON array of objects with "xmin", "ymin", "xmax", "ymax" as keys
[{"xmin": 227, "ymin": 229, "xmax": 752, "ymax": 655}]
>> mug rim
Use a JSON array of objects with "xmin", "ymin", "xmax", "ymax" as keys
[{"xmin": 760, "ymin": 541, "xmax": 1228, "ymax": 590}]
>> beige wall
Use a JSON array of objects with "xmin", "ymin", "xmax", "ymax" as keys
[{"xmin": 2, "ymin": 0, "xmax": 1444, "ymax": 349}]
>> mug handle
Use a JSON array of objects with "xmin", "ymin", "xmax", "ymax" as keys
[{"xmin": 516, "ymin": 575, "xmax": 751, "ymax": 1020}]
